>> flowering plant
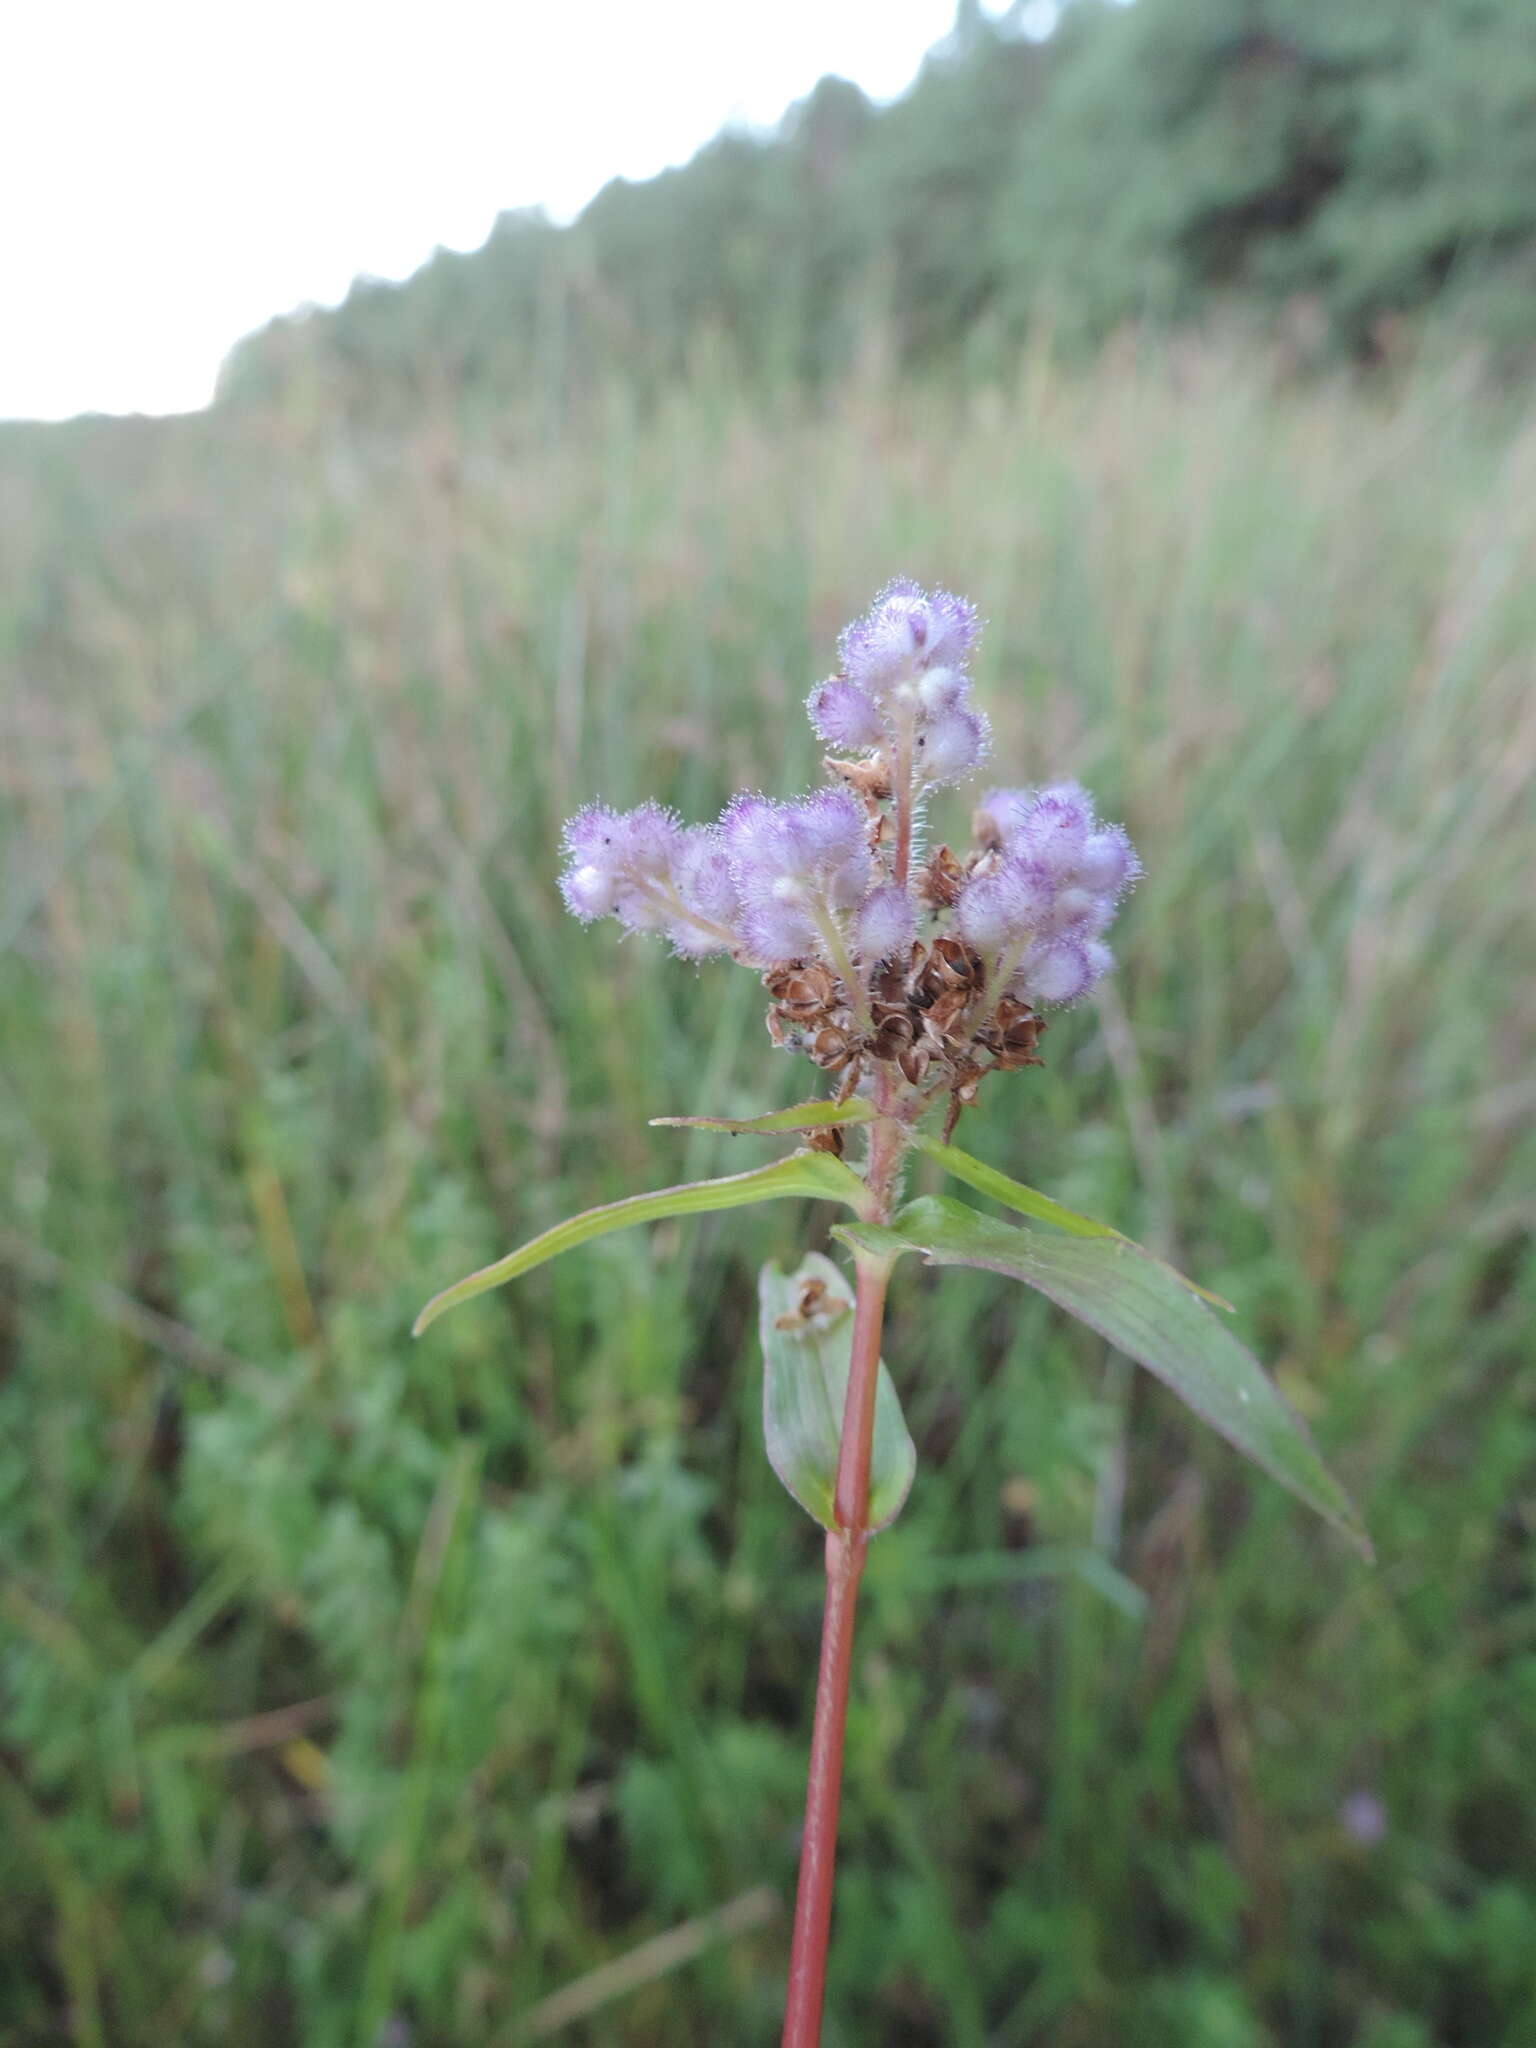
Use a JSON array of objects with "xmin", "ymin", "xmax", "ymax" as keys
[{"xmin": 416, "ymin": 581, "xmax": 1367, "ymax": 2046}]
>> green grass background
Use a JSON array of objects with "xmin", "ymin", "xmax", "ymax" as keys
[{"xmin": 2, "ymin": 342, "xmax": 1534, "ymax": 2045}]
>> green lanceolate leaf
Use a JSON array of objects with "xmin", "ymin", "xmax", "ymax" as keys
[
  {"xmin": 757, "ymin": 1253, "xmax": 915, "ymax": 1534},
  {"xmin": 839, "ymin": 1196, "xmax": 1370, "ymax": 1558},
  {"xmin": 911, "ymin": 1133, "xmax": 1233, "ymax": 1311},
  {"xmin": 650, "ymin": 1098, "xmax": 875, "ymax": 1137},
  {"xmin": 415, "ymin": 1152, "xmax": 867, "ymax": 1336}
]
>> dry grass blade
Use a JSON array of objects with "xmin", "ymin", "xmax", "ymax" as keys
[{"xmin": 512, "ymin": 1888, "xmax": 780, "ymax": 2041}]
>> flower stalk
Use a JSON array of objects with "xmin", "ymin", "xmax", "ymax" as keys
[
  {"xmin": 781, "ymin": 1246, "xmax": 891, "ymax": 2048},
  {"xmin": 411, "ymin": 577, "xmax": 1374, "ymax": 2038},
  {"xmin": 780, "ymin": 1081, "xmax": 908, "ymax": 2046},
  {"xmin": 546, "ymin": 580, "xmax": 1143, "ymax": 2036}
]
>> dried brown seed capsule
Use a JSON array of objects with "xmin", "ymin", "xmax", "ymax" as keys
[
  {"xmin": 765, "ymin": 963, "xmax": 840, "ymax": 1016},
  {"xmin": 915, "ymin": 938, "xmax": 985, "ymax": 1009},
  {"xmin": 990, "ymin": 996, "xmax": 1047, "ymax": 1070},
  {"xmin": 870, "ymin": 1012, "xmax": 915, "ymax": 1062},
  {"xmin": 931, "ymin": 934, "xmax": 984, "ymax": 981},
  {"xmin": 918, "ymin": 845, "xmax": 966, "ymax": 909},
  {"xmin": 810, "ymin": 1025, "xmax": 859, "ymax": 1072},
  {"xmin": 826, "ymin": 757, "xmax": 894, "ymax": 803},
  {"xmin": 941, "ymin": 1064, "xmax": 986, "ymax": 1141},
  {"xmin": 833, "ymin": 1061, "xmax": 864, "ymax": 1104},
  {"xmin": 872, "ymin": 959, "xmax": 912, "ymax": 1008},
  {"xmin": 898, "ymin": 1043, "xmax": 932, "ymax": 1086},
  {"xmin": 923, "ymin": 988, "xmax": 973, "ymax": 1040}
]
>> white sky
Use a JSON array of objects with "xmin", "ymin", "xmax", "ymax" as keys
[{"xmin": 0, "ymin": 0, "xmax": 1028, "ymax": 422}]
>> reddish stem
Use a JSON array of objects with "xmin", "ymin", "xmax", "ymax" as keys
[{"xmin": 781, "ymin": 1250, "xmax": 892, "ymax": 2048}]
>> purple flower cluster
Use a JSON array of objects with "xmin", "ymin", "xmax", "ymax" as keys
[
  {"xmin": 960, "ymin": 782, "xmax": 1140, "ymax": 1005},
  {"xmin": 555, "ymin": 581, "xmax": 1140, "ymax": 1112},
  {"xmin": 807, "ymin": 578, "xmax": 990, "ymax": 788},
  {"xmin": 722, "ymin": 789, "xmax": 872, "ymax": 966},
  {"xmin": 559, "ymin": 802, "xmax": 740, "ymax": 959}
]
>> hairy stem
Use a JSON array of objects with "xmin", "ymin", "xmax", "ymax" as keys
[
  {"xmin": 780, "ymin": 1533, "xmax": 865, "ymax": 2045},
  {"xmin": 781, "ymin": 1252, "xmax": 891, "ymax": 2048},
  {"xmin": 782, "ymin": 1106, "xmax": 904, "ymax": 2048}
]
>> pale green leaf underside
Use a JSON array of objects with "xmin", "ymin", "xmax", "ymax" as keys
[
  {"xmin": 414, "ymin": 1152, "xmax": 867, "ymax": 1335},
  {"xmin": 758, "ymin": 1253, "xmax": 915, "ymax": 1534},
  {"xmin": 838, "ymin": 1196, "xmax": 1369, "ymax": 1557},
  {"xmin": 651, "ymin": 1099, "xmax": 875, "ymax": 1137},
  {"xmin": 912, "ymin": 1134, "xmax": 1232, "ymax": 1311}
]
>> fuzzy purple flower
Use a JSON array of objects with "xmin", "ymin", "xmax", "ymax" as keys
[
  {"xmin": 956, "ymin": 855, "xmax": 1056, "ymax": 954},
  {"xmin": 1009, "ymin": 782, "xmax": 1095, "ymax": 872},
  {"xmin": 723, "ymin": 788, "xmax": 872, "ymax": 967},
  {"xmin": 559, "ymin": 802, "xmax": 739, "ymax": 956},
  {"xmin": 1017, "ymin": 937, "xmax": 1112, "ymax": 1007},
  {"xmin": 956, "ymin": 783, "xmax": 1138, "ymax": 1006},
  {"xmin": 915, "ymin": 665, "xmax": 967, "ymax": 715},
  {"xmin": 972, "ymin": 787, "xmax": 1031, "ymax": 850},
  {"xmin": 1076, "ymin": 824, "xmax": 1139, "ymax": 896},
  {"xmin": 806, "ymin": 676, "xmax": 886, "ymax": 751},
  {"xmin": 856, "ymin": 883, "xmax": 916, "ymax": 965},
  {"xmin": 789, "ymin": 789, "xmax": 874, "ymax": 902},
  {"xmin": 670, "ymin": 828, "xmax": 741, "ymax": 956},
  {"xmin": 838, "ymin": 578, "xmax": 980, "ymax": 694},
  {"xmin": 559, "ymin": 802, "xmax": 679, "ymax": 929},
  {"xmin": 817, "ymin": 576, "xmax": 991, "ymax": 819},
  {"xmin": 555, "ymin": 580, "xmax": 1139, "ymax": 1104},
  {"xmin": 916, "ymin": 705, "xmax": 990, "ymax": 787}
]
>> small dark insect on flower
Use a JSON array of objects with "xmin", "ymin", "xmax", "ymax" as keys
[{"xmin": 558, "ymin": 578, "xmax": 1140, "ymax": 1136}]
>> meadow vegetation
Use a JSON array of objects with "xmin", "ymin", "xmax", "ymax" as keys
[{"xmin": 3, "ymin": 337, "xmax": 1534, "ymax": 2044}]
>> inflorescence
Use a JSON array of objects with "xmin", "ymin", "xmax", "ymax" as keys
[{"xmin": 559, "ymin": 579, "xmax": 1139, "ymax": 1136}]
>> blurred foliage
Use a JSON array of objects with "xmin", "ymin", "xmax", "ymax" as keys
[
  {"xmin": 220, "ymin": 0, "xmax": 1536, "ymax": 410},
  {"xmin": 3, "ymin": 335, "xmax": 1534, "ymax": 2041}
]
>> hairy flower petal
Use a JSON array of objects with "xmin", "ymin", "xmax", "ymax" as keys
[
  {"xmin": 973, "ymin": 786, "xmax": 1033, "ymax": 848},
  {"xmin": 1011, "ymin": 783, "xmax": 1095, "ymax": 871},
  {"xmin": 838, "ymin": 578, "xmax": 983, "ymax": 696},
  {"xmin": 916, "ymin": 664, "xmax": 965, "ymax": 715},
  {"xmin": 922, "ymin": 590, "xmax": 981, "ymax": 670},
  {"xmin": 722, "ymin": 787, "xmax": 871, "ymax": 963},
  {"xmin": 667, "ymin": 827, "xmax": 740, "ymax": 955},
  {"xmin": 807, "ymin": 676, "xmax": 887, "ymax": 751},
  {"xmin": 560, "ymin": 861, "xmax": 618, "ymax": 921},
  {"xmin": 956, "ymin": 857, "xmax": 1054, "ymax": 953},
  {"xmin": 916, "ymin": 705, "xmax": 989, "ymax": 786},
  {"xmin": 1076, "ymin": 825, "xmax": 1141, "ymax": 896},
  {"xmin": 559, "ymin": 800, "xmax": 684, "ymax": 932},
  {"xmin": 856, "ymin": 883, "xmax": 916, "ymax": 965},
  {"xmin": 1018, "ymin": 937, "xmax": 1094, "ymax": 1005},
  {"xmin": 737, "ymin": 897, "xmax": 821, "ymax": 966}
]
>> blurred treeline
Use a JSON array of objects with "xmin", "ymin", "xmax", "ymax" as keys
[{"xmin": 222, "ymin": 0, "xmax": 1536, "ymax": 409}]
